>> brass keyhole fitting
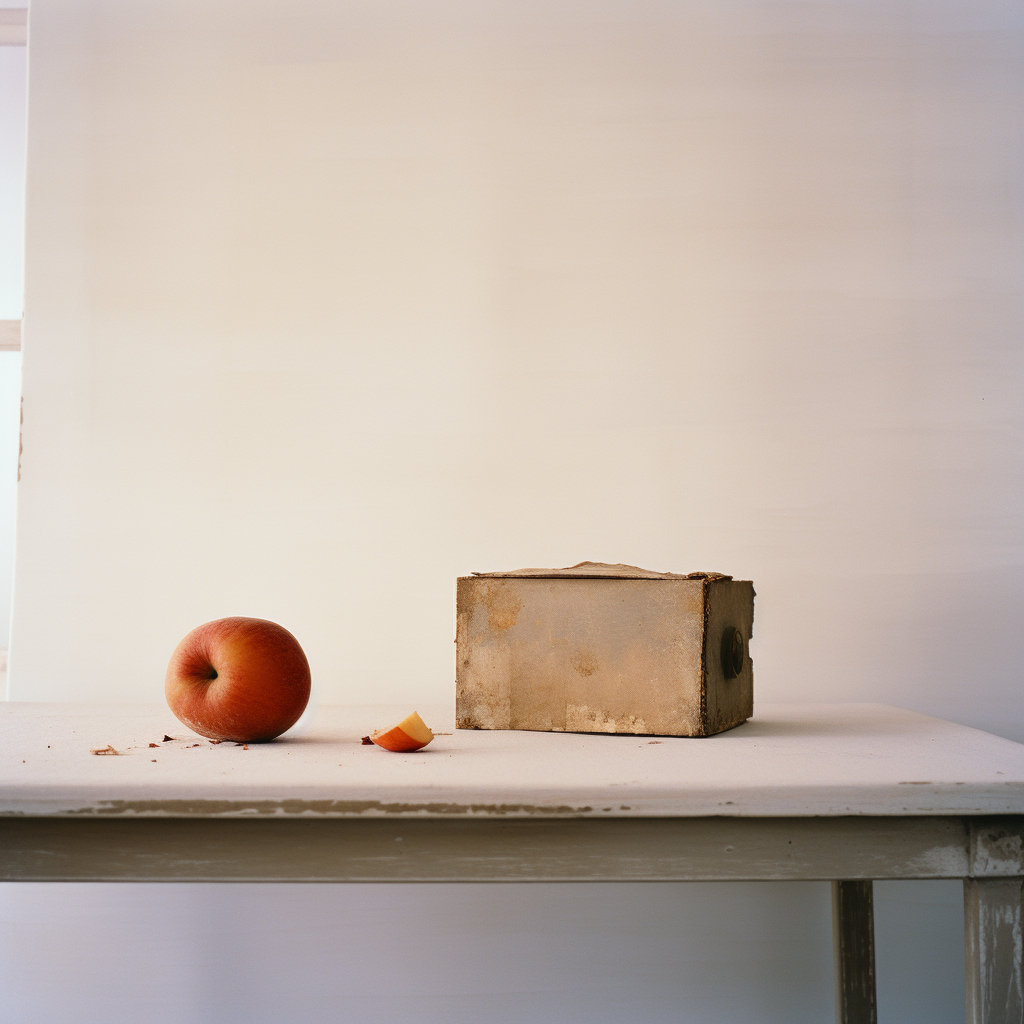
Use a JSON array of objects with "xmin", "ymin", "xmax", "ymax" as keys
[{"xmin": 721, "ymin": 626, "xmax": 744, "ymax": 679}]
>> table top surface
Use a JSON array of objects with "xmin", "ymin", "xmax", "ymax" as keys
[{"xmin": 2, "ymin": 701, "xmax": 1023, "ymax": 819}]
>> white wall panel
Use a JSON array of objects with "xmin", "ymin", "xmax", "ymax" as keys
[{"xmin": 0, "ymin": 39, "xmax": 25, "ymax": 647}]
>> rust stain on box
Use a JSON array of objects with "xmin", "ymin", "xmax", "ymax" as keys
[
  {"xmin": 480, "ymin": 582, "xmax": 523, "ymax": 632},
  {"xmin": 456, "ymin": 562, "xmax": 754, "ymax": 738}
]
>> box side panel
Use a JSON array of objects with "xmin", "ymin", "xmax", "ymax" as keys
[
  {"xmin": 703, "ymin": 579, "xmax": 755, "ymax": 735},
  {"xmin": 457, "ymin": 577, "xmax": 706, "ymax": 736}
]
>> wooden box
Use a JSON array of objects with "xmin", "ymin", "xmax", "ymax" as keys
[{"xmin": 456, "ymin": 562, "xmax": 754, "ymax": 737}]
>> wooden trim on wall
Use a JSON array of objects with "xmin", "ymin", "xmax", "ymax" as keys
[
  {"xmin": 0, "ymin": 320, "xmax": 21, "ymax": 352},
  {"xmin": 0, "ymin": 9, "xmax": 27, "ymax": 46}
]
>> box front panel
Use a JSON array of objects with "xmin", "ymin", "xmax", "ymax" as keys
[{"xmin": 457, "ymin": 577, "xmax": 705, "ymax": 735}]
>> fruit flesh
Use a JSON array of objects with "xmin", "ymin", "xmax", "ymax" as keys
[{"xmin": 393, "ymin": 711, "xmax": 433, "ymax": 744}]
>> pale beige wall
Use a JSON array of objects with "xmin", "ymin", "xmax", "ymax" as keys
[{"xmin": 10, "ymin": 0, "xmax": 1023, "ymax": 742}]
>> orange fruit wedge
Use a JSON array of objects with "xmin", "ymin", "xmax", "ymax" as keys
[{"xmin": 371, "ymin": 711, "xmax": 434, "ymax": 752}]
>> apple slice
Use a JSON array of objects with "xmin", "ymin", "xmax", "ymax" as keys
[{"xmin": 371, "ymin": 711, "xmax": 434, "ymax": 752}]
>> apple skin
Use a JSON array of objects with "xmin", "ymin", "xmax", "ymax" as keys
[
  {"xmin": 372, "ymin": 729, "xmax": 429, "ymax": 752},
  {"xmin": 165, "ymin": 617, "xmax": 311, "ymax": 743}
]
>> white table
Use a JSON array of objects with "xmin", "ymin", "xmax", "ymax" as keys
[{"xmin": 2, "ymin": 702, "xmax": 1023, "ymax": 1024}]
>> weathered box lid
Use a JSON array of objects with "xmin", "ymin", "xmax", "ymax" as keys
[{"xmin": 469, "ymin": 561, "xmax": 732, "ymax": 580}]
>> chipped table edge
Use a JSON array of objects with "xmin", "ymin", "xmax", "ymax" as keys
[{"xmin": 3, "ymin": 785, "xmax": 1024, "ymax": 819}]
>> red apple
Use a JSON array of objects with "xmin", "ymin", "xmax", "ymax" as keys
[{"xmin": 165, "ymin": 617, "xmax": 311, "ymax": 742}]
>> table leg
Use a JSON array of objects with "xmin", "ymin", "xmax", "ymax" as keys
[
  {"xmin": 833, "ymin": 879, "xmax": 877, "ymax": 1024},
  {"xmin": 964, "ymin": 877, "xmax": 1023, "ymax": 1024}
]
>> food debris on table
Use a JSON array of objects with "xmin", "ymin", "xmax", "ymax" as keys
[
  {"xmin": 148, "ymin": 743, "xmax": 159, "ymax": 748},
  {"xmin": 162, "ymin": 735, "xmax": 175, "ymax": 742},
  {"xmin": 90, "ymin": 745, "xmax": 121, "ymax": 755},
  {"xmin": 360, "ymin": 736, "xmax": 373, "ymax": 745}
]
